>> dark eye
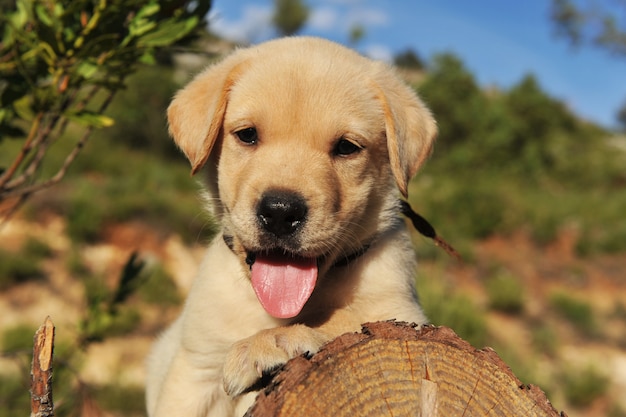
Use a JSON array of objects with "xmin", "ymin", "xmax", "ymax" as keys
[
  {"xmin": 333, "ymin": 138, "xmax": 361, "ymax": 156},
  {"xmin": 235, "ymin": 127, "xmax": 258, "ymax": 145}
]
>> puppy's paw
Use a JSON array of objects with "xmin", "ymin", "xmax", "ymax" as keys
[{"xmin": 223, "ymin": 325, "xmax": 327, "ymax": 397}]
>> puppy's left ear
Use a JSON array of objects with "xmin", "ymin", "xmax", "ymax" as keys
[{"xmin": 375, "ymin": 69, "xmax": 437, "ymax": 198}]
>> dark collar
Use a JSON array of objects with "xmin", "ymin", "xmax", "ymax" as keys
[
  {"xmin": 331, "ymin": 244, "xmax": 370, "ymax": 268},
  {"xmin": 222, "ymin": 233, "xmax": 370, "ymax": 270}
]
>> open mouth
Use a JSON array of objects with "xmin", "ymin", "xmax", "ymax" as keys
[{"xmin": 245, "ymin": 250, "xmax": 319, "ymax": 319}]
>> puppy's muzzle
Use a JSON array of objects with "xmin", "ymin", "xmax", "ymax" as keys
[{"xmin": 257, "ymin": 191, "xmax": 308, "ymax": 238}]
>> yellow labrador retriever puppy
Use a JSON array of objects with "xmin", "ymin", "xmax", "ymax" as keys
[{"xmin": 146, "ymin": 36, "xmax": 436, "ymax": 417}]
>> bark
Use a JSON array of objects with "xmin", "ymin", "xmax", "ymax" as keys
[
  {"xmin": 30, "ymin": 317, "xmax": 55, "ymax": 417},
  {"xmin": 247, "ymin": 321, "xmax": 566, "ymax": 417}
]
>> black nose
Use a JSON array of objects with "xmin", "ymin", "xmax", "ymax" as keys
[{"xmin": 257, "ymin": 191, "xmax": 308, "ymax": 237}]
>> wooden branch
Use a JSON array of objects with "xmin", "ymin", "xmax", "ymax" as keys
[
  {"xmin": 30, "ymin": 317, "xmax": 55, "ymax": 417},
  {"xmin": 0, "ymin": 112, "xmax": 43, "ymax": 189},
  {"xmin": 247, "ymin": 321, "xmax": 566, "ymax": 417}
]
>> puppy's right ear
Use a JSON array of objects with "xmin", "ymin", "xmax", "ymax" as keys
[{"xmin": 167, "ymin": 55, "xmax": 249, "ymax": 174}]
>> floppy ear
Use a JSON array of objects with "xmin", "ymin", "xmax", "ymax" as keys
[
  {"xmin": 167, "ymin": 54, "xmax": 249, "ymax": 174},
  {"xmin": 374, "ymin": 70, "xmax": 437, "ymax": 198}
]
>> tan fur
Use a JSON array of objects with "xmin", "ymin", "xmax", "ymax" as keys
[{"xmin": 146, "ymin": 37, "xmax": 437, "ymax": 417}]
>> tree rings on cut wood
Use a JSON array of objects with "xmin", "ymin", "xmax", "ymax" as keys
[{"xmin": 246, "ymin": 321, "xmax": 566, "ymax": 417}]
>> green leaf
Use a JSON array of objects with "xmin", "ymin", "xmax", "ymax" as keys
[
  {"xmin": 13, "ymin": 95, "xmax": 34, "ymax": 121},
  {"xmin": 76, "ymin": 61, "xmax": 99, "ymax": 79},
  {"xmin": 138, "ymin": 51, "xmax": 156, "ymax": 65},
  {"xmin": 67, "ymin": 111, "xmax": 114, "ymax": 128},
  {"xmin": 136, "ymin": 2, "xmax": 160, "ymax": 19},
  {"xmin": 52, "ymin": 3, "xmax": 64, "ymax": 19},
  {"xmin": 11, "ymin": 0, "xmax": 30, "ymax": 28},
  {"xmin": 138, "ymin": 17, "xmax": 199, "ymax": 47},
  {"xmin": 130, "ymin": 20, "xmax": 157, "ymax": 38},
  {"xmin": 34, "ymin": 4, "xmax": 54, "ymax": 27},
  {"xmin": 129, "ymin": 2, "xmax": 160, "ymax": 37}
]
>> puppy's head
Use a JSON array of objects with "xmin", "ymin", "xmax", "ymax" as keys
[{"xmin": 168, "ymin": 37, "xmax": 437, "ymax": 319}]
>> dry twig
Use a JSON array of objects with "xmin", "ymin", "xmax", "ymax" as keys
[{"xmin": 30, "ymin": 317, "xmax": 55, "ymax": 417}]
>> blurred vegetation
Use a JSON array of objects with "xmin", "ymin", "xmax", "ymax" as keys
[
  {"xmin": 417, "ymin": 271, "xmax": 488, "ymax": 348},
  {"xmin": 138, "ymin": 263, "xmax": 181, "ymax": 306},
  {"xmin": 0, "ymin": 2, "xmax": 208, "ymax": 415},
  {"xmin": 91, "ymin": 384, "xmax": 146, "ymax": 415},
  {"xmin": 0, "ymin": 37, "xmax": 623, "ymax": 414},
  {"xmin": 0, "ymin": 0, "xmax": 211, "ymax": 219},
  {"xmin": 273, "ymin": 0, "xmax": 309, "ymax": 37},
  {"xmin": 394, "ymin": 48, "xmax": 425, "ymax": 70},
  {"xmin": 551, "ymin": 0, "xmax": 626, "ymax": 56},
  {"xmin": 562, "ymin": 364, "xmax": 610, "ymax": 407},
  {"xmin": 551, "ymin": 0, "xmax": 626, "ymax": 130},
  {"xmin": 530, "ymin": 322, "xmax": 559, "ymax": 357},
  {"xmin": 550, "ymin": 292, "xmax": 597, "ymax": 335},
  {"xmin": 410, "ymin": 51, "xmax": 626, "ymax": 257},
  {"xmin": 79, "ymin": 252, "xmax": 145, "ymax": 345},
  {"xmin": 0, "ymin": 1, "xmax": 625, "ymax": 415},
  {"xmin": 0, "ymin": 248, "xmax": 177, "ymax": 416},
  {"xmin": 485, "ymin": 271, "xmax": 525, "ymax": 314},
  {"xmin": 0, "ymin": 237, "xmax": 51, "ymax": 289}
]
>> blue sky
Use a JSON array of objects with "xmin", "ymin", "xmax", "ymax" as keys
[{"xmin": 208, "ymin": 0, "xmax": 626, "ymax": 129}]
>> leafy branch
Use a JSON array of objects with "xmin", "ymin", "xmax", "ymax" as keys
[
  {"xmin": 551, "ymin": 0, "xmax": 626, "ymax": 56},
  {"xmin": 0, "ymin": 0, "xmax": 211, "ymax": 221}
]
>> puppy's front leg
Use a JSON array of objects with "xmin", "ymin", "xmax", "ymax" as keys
[
  {"xmin": 223, "ymin": 324, "xmax": 328, "ymax": 396},
  {"xmin": 152, "ymin": 350, "xmax": 232, "ymax": 417}
]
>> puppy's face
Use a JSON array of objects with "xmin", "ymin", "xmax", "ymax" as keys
[
  {"xmin": 167, "ymin": 38, "xmax": 437, "ymax": 319},
  {"xmin": 220, "ymin": 60, "xmax": 390, "ymax": 263}
]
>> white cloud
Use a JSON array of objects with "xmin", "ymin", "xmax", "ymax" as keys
[
  {"xmin": 309, "ymin": 7, "xmax": 339, "ymax": 31},
  {"xmin": 347, "ymin": 8, "xmax": 389, "ymax": 28},
  {"xmin": 209, "ymin": 5, "xmax": 274, "ymax": 43},
  {"xmin": 308, "ymin": 4, "xmax": 390, "ymax": 42},
  {"xmin": 363, "ymin": 44, "xmax": 393, "ymax": 62},
  {"xmin": 208, "ymin": 2, "xmax": 390, "ymax": 47}
]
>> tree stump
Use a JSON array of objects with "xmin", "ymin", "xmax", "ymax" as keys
[{"xmin": 247, "ymin": 321, "xmax": 566, "ymax": 417}]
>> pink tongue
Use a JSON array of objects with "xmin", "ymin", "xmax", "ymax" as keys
[{"xmin": 250, "ymin": 254, "xmax": 318, "ymax": 319}]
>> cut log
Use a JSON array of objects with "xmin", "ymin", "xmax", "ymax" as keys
[{"xmin": 247, "ymin": 321, "xmax": 566, "ymax": 417}]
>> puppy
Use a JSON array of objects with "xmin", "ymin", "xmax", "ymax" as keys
[{"xmin": 146, "ymin": 37, "xmax": 437, "ymax": 417}]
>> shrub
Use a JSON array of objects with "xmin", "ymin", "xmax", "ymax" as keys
[
  {"xmin": 95, "ymin": 65, "xmax": 180, "ymax": 159},
  {"xmin": 1, "ymin": 324, "xmax": 38, "ymax": 353},
  {"xmin": 486, "ymin": 272, "xmax": 525, "ymax": 314},
  {"xmin": 450, "ymin": 187, "xmax": 508, "ymax": 240},
  {"xmin": 410, "ymin": 176, "xmax": 509, "ymax": 244},
  {"xmin": 92, "ymin": 384, "xmax": 146, "ymax": 415},
  {"xmin": 139, "ymin": 265, "xmax": 181, "ymax": 306},
  {"xmin": 79, "ymin": 253, "xmax": 146, "ymax": 344},
  {"xmin": 562, "ymin": 365, "xmax": 610, "ymax": 408},
  {"xmin": 609, "ymin": 404, "xmax": 626, "ymax": 417},
  {"xmin": 574, "ymin": 189, "xmax": 626, "ymax": 257},
  {"xmin": 531, "ymin": 323, "xmax": 559, "ymax": 356},
  {"xmin": 0, "ymin": 248, "xmax": 45, "ymax": 290},
  {"xmin": 550, "ymin": 292, "xmax": 596, "ymax": 335},
  {"xmin": 0, "ymin": 374, "xmax": 29, "ymax": 417},
  {"xmin": 0, "ymin": 0, "xmax": 211, "ymax": 216},
  {"xmin": 23, "ymin": 237, "xmax": 54, "ymax": 259},
  {"xmin": 65, "ymin": 181, "xmax": 108, "ymax": 243},
  {"xmin": 41, "ymin": 135, "xmax": 213, "ymax": 245},
  {"xmin": 417, "ymin": 275, "xmax": 488, "ymax": 348}
]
